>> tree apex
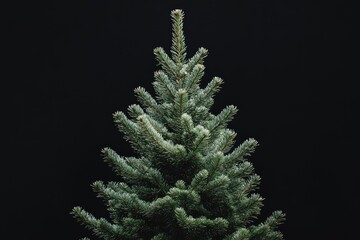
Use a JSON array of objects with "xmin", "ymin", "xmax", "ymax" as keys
[{"xmin": 171, "ymin": 9, "xmax": 184, "ymax": 16}]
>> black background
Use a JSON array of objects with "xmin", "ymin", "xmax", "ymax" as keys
[{"xmin": 7, "ymin": 0, "xmax": 358, "ymax": 239}]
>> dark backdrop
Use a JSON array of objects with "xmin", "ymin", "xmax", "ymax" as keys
[{"xmin": 7, "ymin": 0, "xmax": 358, "ymax": 239}]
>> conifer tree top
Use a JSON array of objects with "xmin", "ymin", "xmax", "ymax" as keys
[{"xmin": 71, "ymin": 9, "xmax": 285, "ymax": 240}]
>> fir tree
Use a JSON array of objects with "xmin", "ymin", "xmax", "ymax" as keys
[{"xmin": 71, "ymin": 9, "xmax": 285, "ymax": 240}]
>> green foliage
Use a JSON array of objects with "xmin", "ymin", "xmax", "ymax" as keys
[{"xmin": 71, "ymin": 9, "xmax": 285, "ymax": 240}]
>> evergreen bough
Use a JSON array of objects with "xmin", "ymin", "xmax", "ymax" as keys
[{"xmin": 71, "ymin": 9, "xmax": 285, "ymax": 240}]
